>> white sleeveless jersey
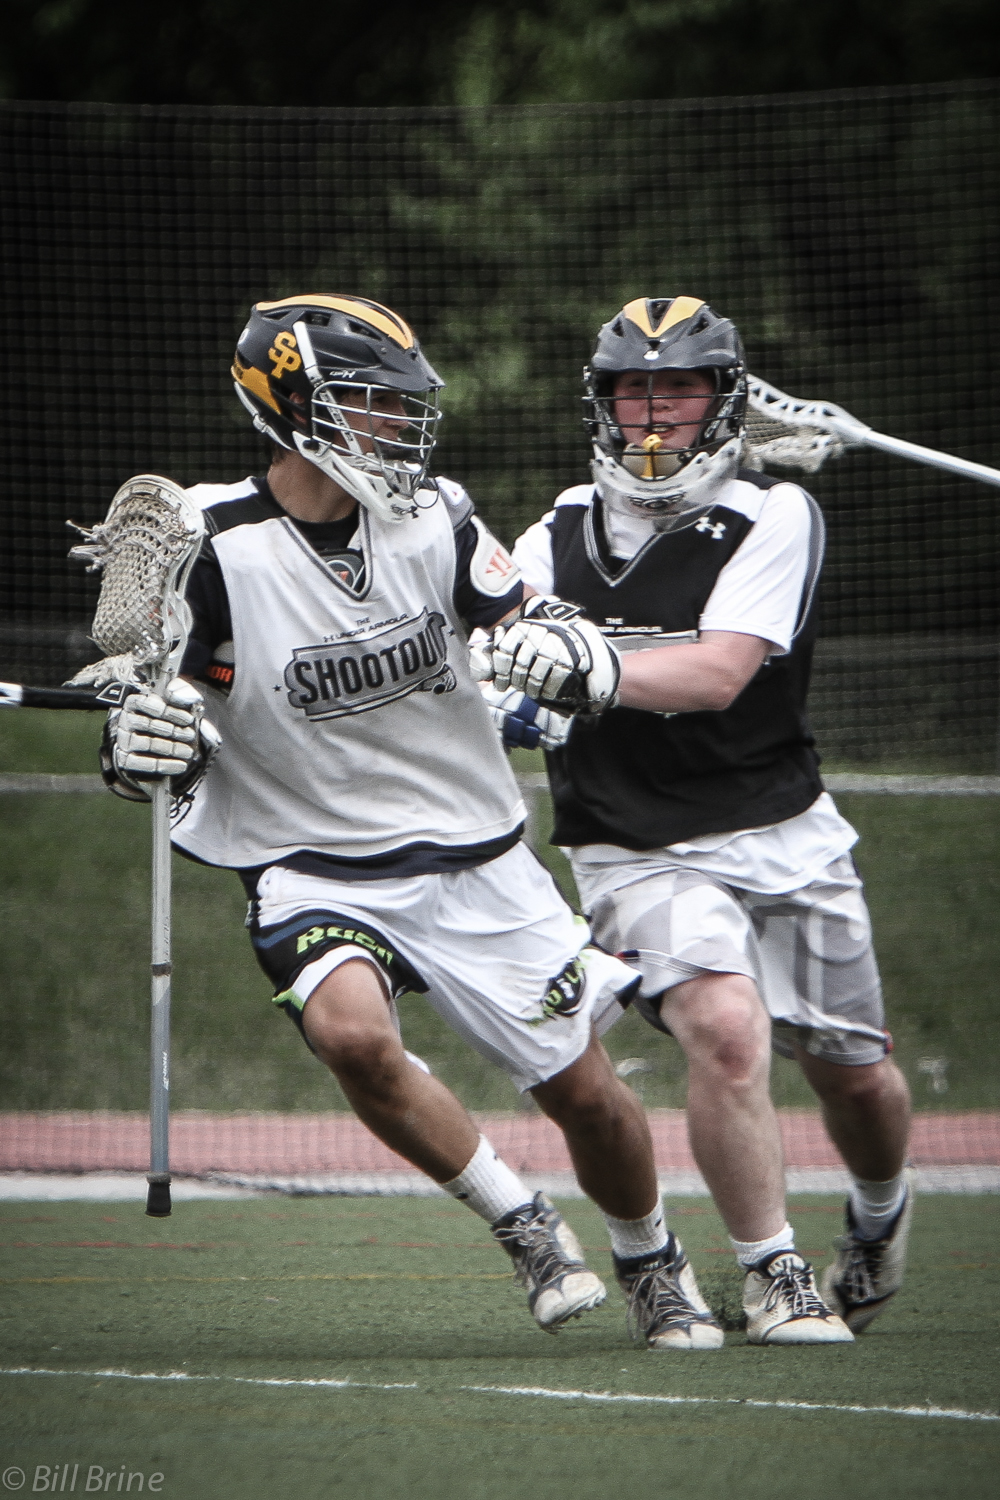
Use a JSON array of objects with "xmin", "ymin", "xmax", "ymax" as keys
[{"xmin": 171, "ymin": 479, "xmax": 525, "ymax": 871}]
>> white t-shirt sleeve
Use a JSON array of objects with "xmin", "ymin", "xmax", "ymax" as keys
[
  {"xmin": 511, "ymin": 512, "xmax": 556, "ymax": 595},
  {"xmin": 698, "ymin": 484, "xmax": 814, "ymax": 655}
]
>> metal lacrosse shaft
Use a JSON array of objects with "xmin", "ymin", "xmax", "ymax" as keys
[
  {"xmin": 67, "ymin": 475, "xmax": 206, "ymax": 1220},
  {"xmin": 831, "ymin": 424, "xmax": 1000, "ymax": 489},
  {"xmin": 146, "ymin": 777, "xmax": 174, "ymax": 1217}
]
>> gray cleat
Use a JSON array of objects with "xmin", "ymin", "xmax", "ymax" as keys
[
  {"xmin": 821, "ymin": 1173, "xmax": 914, "ymax": 1334},
  {"xmin": 744, "ymin": 1250, "xmax": 854, "ymax": 1345},
  {"xmin": 615, "ymin": 1235, "xmax": 724, "ymax": 1351},
  {"xmin": 492, "ymin": 1192, "xmax": 607, "ymax": 1332}
]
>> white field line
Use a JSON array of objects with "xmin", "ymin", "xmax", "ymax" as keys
[
  {"xmin": 463, "ymin": 1383, "xmax": 999, "ymax": 1423},
  {"xmin": 6, "ymin": 772, "xmax": 1000, "ymax": 798},
  {"xmin": 0, "ymin": 1366, "xmax": 416, "ymax": 1391},
  {"xmin": 3, "ymin": 1165, "xmax": 999, "ymax": 1200},
  {"xmin": 2, "ymin": 1366, "xmax": 996, "ymax": 1423}
]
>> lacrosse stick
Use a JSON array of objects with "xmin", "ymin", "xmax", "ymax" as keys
[
  {"xmin": 0, "ymin": 681, "xmax": 123, "ymax": 709},
  {"xmin": 745, "ymin": 374, "xmax": 1000, "ymax": 488},
  {"xmin": 67, "ymin": 475, "xmax": 206, "ymax": 1217}
]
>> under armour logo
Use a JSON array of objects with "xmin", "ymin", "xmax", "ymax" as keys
[
  {"xmin": 695, "ymin": 516, "xmax": 726, "ymax": 540},
  {"xmin": 268, "ymin": 331, "xmax": 302, "ymax": 379}
]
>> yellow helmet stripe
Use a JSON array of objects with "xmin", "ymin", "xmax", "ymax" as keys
[
  {"xmin": 231, "ymin": 358, "xmax": 280, "ymax": 413},
  {"xmin": 253, "ymin": 295, "xmax": 416, "ymax": 350},
  {"xmin": 623, "ymin": 295, "xmax": 705, "ymax": 339}
]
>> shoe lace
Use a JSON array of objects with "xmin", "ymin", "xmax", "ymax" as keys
[
  {"xmin": 837, "ymin": 1238, "xmax": 886, "ymax": 1303},
  {"xmin": 626, "ymin": 1261, "xmax": 699, "ymax": 1339},
  {"xmin": 762, "ymin": 1259, "xmax": 829, "ymax": 1320},
  {"xmin": 496, "ymin": 1211, "xmax": 571, "ymax": 1289}
]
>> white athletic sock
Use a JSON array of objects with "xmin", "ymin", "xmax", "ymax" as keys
[
  {"xmin": 441, "ymin": 1135, "xmax": 533, "ymax": 1225},
  {"xmin": 849, "ymin": 1174, "xmax": 907, "ymax": 1241},
  {"xmin": 730, "ymin": 1222, "xmax": 796, "ymax": 1269},
  {"xmin": 603, "ymin": 1200, "xmax": 670, "ymax": 1261}
]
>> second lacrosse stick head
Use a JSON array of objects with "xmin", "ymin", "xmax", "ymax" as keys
[
  {"xmin": 744, "ymin": 375, "xmax": 866, "ymax": 473},
  {"xmin": 68, "ymin": 474, "xmax": 206, "ymax": 691}
]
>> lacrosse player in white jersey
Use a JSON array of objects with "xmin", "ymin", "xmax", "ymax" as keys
[
  {"xmin": 98, "ymin": 293, "xmax": 719, "ymax": 1345},
  {"xmin": 477, "ymin": 296, "xmax": 914, "ymax": 1349}
]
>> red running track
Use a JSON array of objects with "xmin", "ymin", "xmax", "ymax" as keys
[{"xmin": 1, "ymin": 1110, "xmax": 997, "ymax": 1176}]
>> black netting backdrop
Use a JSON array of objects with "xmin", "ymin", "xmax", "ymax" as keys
[{"xmin": 2, "ymin": 84, "xmax": 998, "ymax": 770}]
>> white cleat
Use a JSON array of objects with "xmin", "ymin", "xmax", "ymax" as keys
[
  {"xmin": 744, "ymin": 1251, "xmax": 854, "ymax": 1345},
  {"xmin": 821, "ymin": 1173, "xmax": 914, "ymax": 1334},
  {"xmin": 615, "ymin": 1235, "xmax": 725, "ymax": 1351},
  {"xmin": 492, "ymin": 1193, "xmax": 606, "ymax": 1332}
]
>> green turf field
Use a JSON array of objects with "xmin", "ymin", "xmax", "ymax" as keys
[
  {"xmin": 2, "ymin": 710, "xmax": 999, "ymax": 1112},
  {"xmin": 1, "ymin": 1194, "xmax": 997, "ymax": 1499}
]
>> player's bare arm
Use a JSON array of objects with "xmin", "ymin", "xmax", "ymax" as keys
[{"xmin": 616, "ymin": 629, "xmax": 771, "ymax": 713}]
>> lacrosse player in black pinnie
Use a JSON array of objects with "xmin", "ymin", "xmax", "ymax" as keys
[
  {"xmin": 97, "ymin": 293, "xmax": 715, "ymax": 1344},
  {"xmin": 479, "ymin": 297, "xmax": 914, "ymax": 1349}
]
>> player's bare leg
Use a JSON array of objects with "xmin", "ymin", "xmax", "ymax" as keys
[
  {"xmin": 530, "ymin": 1030, "xmax": 659, "ymax": 1221},
  {"xmin": 658, "ymin": 971, "xmax": 850, "ymax": 1342},
  {"xmin": 660, "ymin": 971, "xmax": 786, "ymax": 1242},
  {"xmin": 796, "ymin": 1047, "xmax": 914, "ymax": 1333},
  {"xmin": 303, "ymin": 959, "xmax": 610, "ymax": 1332},
  {"xmin": 303, "ymin": 958, "xmax": 479, "ymax": 1181},
  {"xmin": 657, "ymin": 971, "xmax": 855, "ymax": 1343},
  {"xmin": 533, "ymin": 1030, "xmax": 724, "ymax": 1349},
  {"xmin": 793, "ymin": 1049, "xmax": 910, "ymax": 1182}
]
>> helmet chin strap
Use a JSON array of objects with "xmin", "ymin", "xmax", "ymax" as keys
[{"xmin": 292, "ymin": 432, "xmax": 415, "ymax": 523}]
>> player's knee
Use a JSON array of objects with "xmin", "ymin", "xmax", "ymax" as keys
[
  {"xmin": 705, "ymin": 1022, "xmax": 769, "ymax": 1088},
  {"xmin": 536, "ymin": 1085, "xmax": 622, "ymax": 1134},
  {"xmin": 810, "ymin": 1056, "xmax": 906, "ymax": 1110},
  {"xmin": 667, "ymin": 975, "xmax": 770, "ymax": 1083},
  {"xmin": 307, "ymin": 1014, "xmax": 402, "ymax": 1087},
  {"xmin": 531, "ymin": 1050, "xmax": 628, "ymax": 1130}
]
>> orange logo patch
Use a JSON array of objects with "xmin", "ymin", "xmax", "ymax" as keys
[{"xmin": 484, "ymin": 545, "xmax": 516, "ymax": 580}]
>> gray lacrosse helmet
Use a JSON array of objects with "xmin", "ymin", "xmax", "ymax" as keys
[{"xmin": 583, "ymin": 296, "xmax": 747, "ymax": 532}]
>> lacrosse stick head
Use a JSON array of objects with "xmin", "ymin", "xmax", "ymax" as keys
[
  {"xmin": 67, "ymin": 474, "xmax": 206, "ymax": 691},
  {"xmin": 743, "ymin": 375, "xmax": 867, "ymax": 473}
]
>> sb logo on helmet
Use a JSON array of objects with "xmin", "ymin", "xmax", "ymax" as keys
[{"xmin": 268, "ymin": 331, "xmax": 302, "ymax": 380}]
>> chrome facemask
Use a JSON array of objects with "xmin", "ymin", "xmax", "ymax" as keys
[{"xmin": 291, "ymin": 318, "xmax": 442, "ymax": 524}]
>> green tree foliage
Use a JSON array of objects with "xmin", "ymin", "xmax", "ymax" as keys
[
  {"xmin": 2, "ymin": 84, "xmax": 998, "ymax": 762},
  {"xmin": 1, "ymin": 0, "xmax": 997, "ymax": 107}
]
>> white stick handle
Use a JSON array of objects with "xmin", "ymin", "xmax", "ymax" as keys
[
  {"xmin": 826, "ymin": 419, "xmax": 1000, "ymax": 488},
  {"xmin": 146, "ymin": 779, "xmax": 173, "ymax": 1216}
]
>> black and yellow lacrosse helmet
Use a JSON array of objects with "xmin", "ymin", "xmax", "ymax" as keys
[{"xmin": 232, "ymin": 294, "xmax": 444, "ymax": 523}]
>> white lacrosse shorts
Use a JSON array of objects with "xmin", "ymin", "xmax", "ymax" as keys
[
  {"xmin": 578, "ymin": 853, "xmax": 889, "ymax": 1066},
  {"xmin": 249, "ymin": 842, "xmax": 639, "ymax": 1092}
]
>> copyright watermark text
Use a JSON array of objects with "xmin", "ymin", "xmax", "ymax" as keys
[{"xmin": 3, "ymin": 1467, "xmax": 164, "ymax": 1492}]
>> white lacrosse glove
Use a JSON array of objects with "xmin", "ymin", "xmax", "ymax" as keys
[
  {"xmin": 478, "ymin": 682, "xmax": 574, "ymax": 752},
  {"xmin": 486, "ymin": 595, "xmax": 622, "ymax": 715},
  {"xmin": 468, "ymin": 629, "xmax": 495, "ymax": 684},
  {"xmin": 100, "ymin": 678, "xmax": 222, "ymax": 802}
]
